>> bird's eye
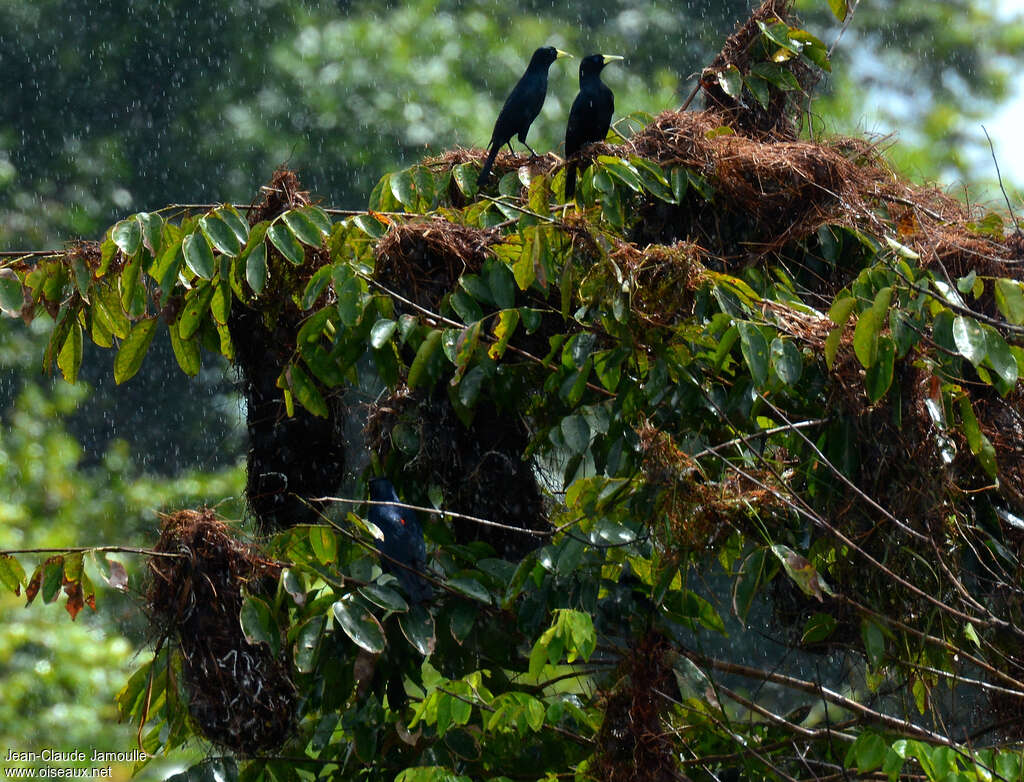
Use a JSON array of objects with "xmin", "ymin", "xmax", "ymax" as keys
[{"xmin": 399, "ymin": 517, "xmax": 406, "ymax": 526}]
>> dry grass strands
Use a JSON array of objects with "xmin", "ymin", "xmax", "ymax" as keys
[
  {"xmin": 617, "ymin": 240, "xmax": 707, "ymax": 326},
  {"xmin": 374, "ymin": 220, "xmax": 499, "ymax": 310},
  {"xmin": 146, "ymin": 509, "xmax": 296, "ymax": 753},
  {"xmin": 637, "ymin": 420, "xmax": 782, "ymax": 553}
]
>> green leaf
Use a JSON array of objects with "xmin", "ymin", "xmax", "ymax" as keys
[
  {"xmin": 57, "ymin": 323, "xmax": 83, "ymax": 384},
  {"xmin": 0, "ymin": 273, "xmax": 24, "ymax": 316},
  {"xmin": 240, "ymin": 595, "xmax": 280, "ymax": 657},
  {"xmin": 332, "ymin": 596, "xmax": 386, "ymax": 654},
  {"xmin": 398, "ymin": 604, "xmax": 436, "ymax": 656},
  {"xmin": 293, "ymin": 617, "xmax": 324, "ymax": 674},
  {"xmin": 828, "ymin": 295, "xmax": 857, "ymax": 326},
  {"xmin": 112, "ymin": 218, "xmax": 142, "ymax": 256},
  {"xmin": 770, "ymin": 337, "xmax": 802, "ymax": 385},
  {"xmin": 952, "ymin": 315, "xmax": 986, "ymax": 365},
  {"xmin": 846, "ymin": 732, "xmax": 888, "ymax": 774},
  {"xmin": 958, "ymin": 396, "xmax": 998, "ymax": 478},
  {"xmin": 218, "ymin": 205, "xmax": 250, "ymax": 244},
  {"xmin": 828, "ymin": 0, "xmax": 848, "ymax": 21},
  {"xmin": 801, "ymin": 613, "xmax": 836, "ymax": 644},
  {"xmin": 137, "ymin": 211, "xmax": 164, "ymax": 254},
  {"xmin": 370, "ymin": 318, "xmax": 397, "ymax": 349},
  {"xmin": 982, "ymin": 324, "xmax": 1018, "ymax": 387},
  {"xmin": 210, "ymin": 280, "xmax": 231, "ymax": 325},
  {"xmin": 853, "ymin": 307, "xmax": 881, "ymax": 367},
  {"xmin": 182, "ymin": 231, "xmax": 215, "ymax": 279},
  {"xmin": 994, "ymin": 278, "xmax": 1024, "ymax": 325},
  {"xmin": 301, "ymin": 205, "xmax": 332, "ymax": 236},
  {"xmin": 268, "ymin": 221, "xmax": 306, "ymax": 265},
  {"xmin": 0, "ymin": 554, "xmax": 26, "ymax": 594},
  {"xmin": 561, "ymin": 415, "xmax": 591, "ymax": 455},
  {"xmin": 153, "ymin": 238, "xmax": 184, "ymax": 293},
  {"xmin": 390, "ymin": 169, "xmax": 416, "ymax": 209},
  {"xmin": 300, "ymin": 265, "xmax": 332, "ymax": 310},
  {"xmin": 717, "ymin": 64, "xmax": 743, "ymax": 98},
  {"xmin": 200, "ymin": 214, "xmax": 241, "ymax": 257},
  {"xmin": 245, "ymin": 241, "xmax": 268, "ymax": 294},
  {"xmin": 178, "ymin": 283, "xmax": 216, "ymax": 340},
  {"xmin": 352, "ymin": 214, "xmax": 388, "ymax": 239},
  {"xmin": 282, "ymin": 209, "xmax": 325, "ymax": 247},
  {"xmin": 359, "ymin": 583, "xmax": 408, "ymax": 613},
  {"xmin": 408, "ymin": 329, "xmax": 442, "ymax": 389},
  {"xmin": 447, "ymin": 576, "xmax": 492, "ymax": 604},
  {"xmin": 283, "ymin": 363, "xmax": 329, "ymax": 418},
  {"xmin": 113, "ymin": 318, "xmax": 158, "ymax": 384},
  {"xmin": 453, "ymin": 163, "xmax": 479, "ymax": 200},
  {"xmin": 488, "ymin": 309, "xmax": 519, "ymax": 360},
  {"xmin": 865, "ymin": 336, "xmax": 895, "ymax": 402},
  {"xmin": 737, "ymin": 322, "xmax": 770, "ymax": 387},
  {"xmin": 168, "ymin": 322, "xmax": 201, "ymax": 377},
  {"xmin": 308, "ymin": 525, "xmax": 338, "ymax": 565}
]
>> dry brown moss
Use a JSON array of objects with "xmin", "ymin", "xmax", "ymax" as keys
[{"xmin": 146, "ymin": 509, "xmax": 296, "ymax": 753}]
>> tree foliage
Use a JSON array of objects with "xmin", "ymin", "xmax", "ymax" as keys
[{"xmin": 3, "ymin": 2, "xmax": 1024, "ymax": 781}]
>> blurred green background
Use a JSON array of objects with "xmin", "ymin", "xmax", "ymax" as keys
[{"xmin": 1, "ymin": 0, "xmax": 1022, "ymax": 776}]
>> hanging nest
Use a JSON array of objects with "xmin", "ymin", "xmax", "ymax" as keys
[
  {"xmin": 230, "ymin": 168, "xmax": 347, "ymax": 530},
  {"xmin": 593, "ymin": 631, "xmax": 679, "ymax": 782},
  {"xmin": 146, "ymin": 509, "xmax": 297, "ymax": 753},
  {"xmin": 365, "ymin": 384, "xmax": 547, "ymax": 560}
]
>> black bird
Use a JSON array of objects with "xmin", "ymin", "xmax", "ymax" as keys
[
  {"xmin": 477, "ymin": 46, "xmax": 572, "ymax": 187},
  {"xmin": 368, "ymin": 477, "xmax": 432, "ymax": 603},
  {"xmin": 564, "ymin": 54, "xmax": 623, "ymax": 200}
]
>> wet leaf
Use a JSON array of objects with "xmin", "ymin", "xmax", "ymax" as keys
[
  {"xmin": 200, "ymin": 214, "xmax": 241, "ymax": 257},
  {"xmin": 182, "ymin": 231, "xmax": 215, "ymax": 278},
  {"xmin": 240, "ymin": 595, "xmax": 281, "ymax": 657},
  {"xmin": 333, "ymin": 596, "xmax": 386, "ymax": 654},
  {"xmin": 283, "ymin": 209, "xmax": 325, "ymax": 247},
  {"xmin": 245, "ymin": 241, "xmax": 268, "ymax": 294},
  {"xmin": 268, "ymin": 221, "xmax": 305, "ymax": 265},
  {"xmin": 737, "ymin": 321, "xmax": 769, "ymax": 387},
  {"xmin": 952, "ymin": 315, "xmax": 986, "ymax": 365},
  {"xmin": 112, "ymin": 218, "xmax": 142, "ymax": 256},
  {"xmin": 57, "ymin": 323, "xmax": 83, "ymax": 384},
  {"xmin": 399, "ymin": 604, "xmax": 436, "ymax": 655},
  {"xmin": 113, "ymin": 318, "xmax": 158, "ymax": 384}
]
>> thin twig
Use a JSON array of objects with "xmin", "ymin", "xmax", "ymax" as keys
[
  {"xmin": 981, "ymin": 125, "xmax": 1021, "ymax": 234},
  {"xmin": 1, "ymin": 545, "xmax": 184, "ymax": 559}
]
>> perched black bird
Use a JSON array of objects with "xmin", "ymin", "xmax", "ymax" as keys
[
  {"xmin": 477, "ymin": 46, "xmax": 572, "ymax": 187},
  {"xmin": 564, "ymin": 54, "xmax": 623, "ymax": 199},
  {"xmin": 368, "ymin": 477, "xmax": 432, "ymax": 603}
]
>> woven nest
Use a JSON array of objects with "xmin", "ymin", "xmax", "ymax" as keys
[
  {"xmin": 231, "ymin": 169, "xmax": 347, "ymax": 531},
  {"xmin": 593, "ymin": 632, "xmax": 679, "ymax": 782},
  {"xmin": 365, "ymin": 384, "xmax": 548, "ymax": 560},
  {"xmin": 146, "ymin": 509, "xmax": 297, "ymax": 753},
  {"xmin": 374, "ymin": 220, "xmax": 499, "ymax": 310}
]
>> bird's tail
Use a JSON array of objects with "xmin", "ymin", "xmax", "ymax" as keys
[
  {"xmin": 478, "ymin": 144, "xmax": 499, "ymax": 187},
  {"xmin": 565, "ymin": 161, "xmax": 578, "ymax": 200}
]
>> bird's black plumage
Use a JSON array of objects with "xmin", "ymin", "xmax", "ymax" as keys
[
  {"xmin": 478, "ymin": 46, "xmax": 571, "ymax": 187},
  {"xmin": 564, "ymin": 54, "xmax": 622, "ymax": 199},
  {"xmin": 368, "ymin": 477, "xmax": 432, "ymax": 603}
]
